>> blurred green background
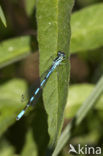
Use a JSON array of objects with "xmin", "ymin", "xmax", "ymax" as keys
[{"xmin": 0, "ymin": 0, "xmax": 103, "ymax": 156}]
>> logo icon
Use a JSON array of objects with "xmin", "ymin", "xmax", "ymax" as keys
[
  {"xmin": 69, "ymin": 144, "xmax": 102, "ymax": 155},
  {"xmin": 69, "ymin": 144, "xmax": 78, "ymax": 154}
]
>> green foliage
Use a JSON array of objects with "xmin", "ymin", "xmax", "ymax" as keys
[
  {"xmin": 36, "ymin": 0, "xmax": 74, "ymax": 145},
  {"xmin": 0, "ymin": 79, "xmax": 28, "ymax": 136},
  {"xmin": 0, "ymin": 6, "xmax": 7, "ymax": 27},
  {"xmin": 0, "ymin": 138, "xmax": 14, "ymax": 156},
  {"xmin": 21, "ymin": 129, "xmax": 37, "ymax": 156},
  {"xmin": 25, "ymin": 0, "xmax": 36, "ymax": 16},
  {"xmin": 0, "ymin": 1, "xmax": 103, "ymax": 156},
  {"xmin": 65, "ymin": 84, "xmax": 103, "ymax": 118},
  {"xmin": 52, "ymin": 76, "xmax": 103, "ymax": 156},
  {"xmin": 0, "ymin": 36, "xmax": 31, "ymax": 69},
  {"xmin": 70, "ymin": 3, "xmax": 103, "ymax": 53}
]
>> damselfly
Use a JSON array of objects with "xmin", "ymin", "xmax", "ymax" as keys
[{"xmin": 16, "ymin": 51, "xmax": 65, "ymax": 120}]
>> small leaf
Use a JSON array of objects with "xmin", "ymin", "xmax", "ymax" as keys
[
  {"xmin": 37, "ymin": 0, "xmax": 74, "ymax": 146},
  {"xmin": 0, "ymin": 6, "xmax": 7, "ymax": 27},
  {"xmin": 0, "ymin": 79, "xmax": 28, "ymax": 136},
  {"xmin": 65, "ymin": 84, "xmax": 93, "ymax": 118},
  {"xmin": 65, "ymin": 84, "xmax": 103, "ymax": 119},
  {"xmin": 21, "ymin": 129, "xmax": 38, "ymax": 156},
  {"xmin": 25, "ymin": 0, "xmax": 36, "ymax": 16},
  {"xmin": 0, "ymin": 138, "xmax": 14, "ymax": 156},
  {"xmin": 0, "ymin": 36, "xmax": 31, "ymax": 69},
  {"xmin": 70, "ymin": 3, "xmax": 103, "ymax": 53}
]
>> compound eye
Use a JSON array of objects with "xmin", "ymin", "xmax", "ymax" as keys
[
  {"xmin": 57, "ymin": 51, "xmax": 65, "ymax": 58},
  {"xmin": 57, "ymin": 51, "xmax": 61, "ymax": 56}
]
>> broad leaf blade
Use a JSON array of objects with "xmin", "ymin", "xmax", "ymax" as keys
[
  {"xmin": 0, "ymin": 36, "xmax": 31, "ymax": 69},
  {"xmin": 70, "ymin": 3, "xmax": 103, "ymax": 53},
  {"xmin": 37, "ymin": 0, "xmax": 74, "ymax": 146},
  {"xmin": 0, "ymin": 79, "xmax": 28, "ymax": 136},
  {"xmin": 65, "ymin": 84, "xmax": 103, "ymax": 119},
  {"xmin": 0, "ymin": 6, "xmax": 7, "ymax": 27}
]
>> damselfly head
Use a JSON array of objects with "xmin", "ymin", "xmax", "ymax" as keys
[{"xmin": 57, "ymin": 51, "xmax": 65, "ymax": 59}]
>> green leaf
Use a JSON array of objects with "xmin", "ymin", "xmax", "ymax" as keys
[
  {"xmin": 0, "ymin": 36, "xmax": 31, "ymax": 69},
  {"xmin": 0, "ymin": 138, "xmax": 14, "ymax": 156},
  {"xmin": 25, "ymin": 0, "xmax": 36, "ymax": 16},
  {"xmin": 65, "ymin": 84, "xmax": 94, "ymax": 118},
  {"xmin": 36, "ymin": 0, "xmax": 74, "ymax": 146},
  {"xmin": 70, "ymin": 3, "xmax": 103, "ymax": 53},
  {"xmin": 0, "ymin": 79, "xmax": 28, "ymax": 136},
  {"xmin": 52, "ymin": 75, "xmax": 103, "ymax": 156},
  {"xmin": 21, "ymin": 129, "xmax": 38, "ymax": 156},
  {"xmin": 0, "ymin": 6, "xmax": 7, "ymax": 27},
  {"xmin": 65, "ymin": 84, "xmax": 103, "ymax": 119}
]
